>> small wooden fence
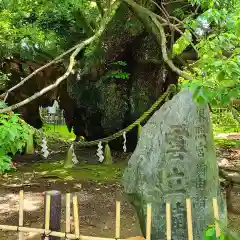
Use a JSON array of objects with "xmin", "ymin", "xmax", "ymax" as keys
[
  {"xmin": 40, "ymin": 108, "xmax": 65, "ymax": 125},
  {"xmin": 0, "ymin": 190, "xmax": 222, "ymax": 240}
]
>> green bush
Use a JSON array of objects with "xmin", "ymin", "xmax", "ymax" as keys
[
  {"xmin": 211, "ymin": 108, "xmax": 239, "ymax": 133},
  {"xmin": 203, "ymin": 224, "xmax": 240, "ymax": 240},
  {"xmin": 204, "ymin": 225, "xmax": 225, "ymax": 240},
  {"xmin": 0, "ymin": 102, "xmax": 32, "ymax": 173}
]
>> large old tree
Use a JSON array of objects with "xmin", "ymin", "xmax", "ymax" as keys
[{"xmin": 0, "ymin": 0, "xmax": 239, "ymax": 149}]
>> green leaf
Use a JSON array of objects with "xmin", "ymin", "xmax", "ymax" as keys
[
  {"xmin": 217, "ymin": 71, "xmax": 225, "ymax": 81},
  {"xmin": 229, "ymin": 89, "xmax": 240, "ymax": 99},
  {"xmin": 236, "ymin": 22, "xmax": 240, "ymax": 38},
  {"xmin": 219, "ymin": 94, "xmax": 231, "ymax": 106},
  {"xmin": 213, "ymin": 61, "xmax": 223, "ymax": 67},
  {"xmin": 112, "ymin": 61, "xmax": 127, "ymax": 66},
  {"xmin": 172, "ymin": 30, "xmax": 192, "ymax": 56},
  {"xmin": 0, "ymin": 112, "xmax": 32, "ymax": 173}
]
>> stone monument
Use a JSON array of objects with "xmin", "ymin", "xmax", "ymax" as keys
[{"xmin": 122, "ymin": 89, "xmax": 227, "ymax": 240}]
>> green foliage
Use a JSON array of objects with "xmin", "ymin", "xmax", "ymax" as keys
[
  {"xmin": 0, "ymin": 103, "xmax": 32, "ymax": 173},
  {"xmin": 203, "ymin": 225, "xmax": 225, "ymax": 239},
  {"xmin": 202, "ymin": 218, "xmax": 240, "ymax": 240},
  {"xmin": 108, "ymin": 70, "xmax": 130, "ymax": 80},
  {"xmin": 42, "ymin": 124, "xmax": 75, "ymax": 141},
  {"xmin": 203, "ymin": 222, "xmax": 240, "ymax": 240},
  {"xmin": 172, "ymin": 30, "xmax": 192, "ymax": 56},
  {"xmin": 211, "ymin": 108, "xmax": 239, "ymax": 133},
  {"xmin": 231, "ymin": 107, "xmax": 240, "ymax": 123},
  {"xmin": 10, "ymin": 160, "xmax": 125, "ymax": 182},
  {"xmin": 103, "ymin": 61, "xmax": 130, "ymax": 81},
  {"xmin": 180, "ymin": 0, "xmax": 240, "ymax": 106},
  {"xmin": 0, "ymin": 71, "xmax": 11, "ymax": 91},
  {"xmin": 1, "ymin": 0, "xmax": 239, "ymax": 111},
  {"xmin": 189, "ymin": 0, "xmax": 237, "ymax": 9},
  {"xmin": 0, "ymin": 0, "xmax": 101, "ymax": 60},
  {"xmin": 214, "ymin": 139, "xmax": 240, "ymax": 148},
  {"xmin": 112, "ymin": 60, "xmax": 128, "ymax": 66}
]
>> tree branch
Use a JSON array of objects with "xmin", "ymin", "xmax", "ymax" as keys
[
  {"xmin": 73, "ymin": 10, "xmax": 95, "ymax": 36},
  {"xmin": 0, "ymin": 2, "xmax": 120, "ymax": 102},
  {"xmin": 151, "ymin": 16, "xmax": 192, "ymax": 81},
  {"xmin": 0, "ymin": 44, "xmax": 80, "ymax": 102},
  {"xmin": 96, "ymin": 0, "xmax": 104, "ymax": 17},
  {"xmin": 0, "ymin": 1, "xmax": 120, "ymax": 114},
  {"xmin": 123, "ymin": 0, "xmax": 184, "ymax": 34},
  {"xmin": 124, "ymin": 0, "xmax": 192, "ymax": 81}
]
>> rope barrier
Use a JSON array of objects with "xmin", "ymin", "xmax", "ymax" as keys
[
  {"xmin": 32, "ymin": 84, "xmax": 176, "ymax": 148},
  {"xmin": 73, "ymin": 84, "xmax": 176, "ymax": 147}
]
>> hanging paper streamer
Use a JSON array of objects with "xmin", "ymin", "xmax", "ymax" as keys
[
  {"xmin": 123, "ymin": 132, "xmax": 127, "ymax": 152},
  {"xmin": 162, "ymin": 66, "xmax": 167, "ymax": 82},
  {"xmin": 97, "ymin": 141, "xmax": 104, "ymax": 162},
  {"xmin": 137, "ymin": 124, "xmax": 142, "ymax": 140},
  {"xmin": 104, "ymin": 143, "xmax": 112, "ymax": 165},
  {"xmin": 41, "ymin": 137, "xmax": 49, "ymax": 158},
  {"xmin": 77, "ymin": 69, "xmax": 81, "ymax": 81}
]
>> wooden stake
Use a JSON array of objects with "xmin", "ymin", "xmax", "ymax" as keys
[
  {"xmin": 146, "ymin": 204, "xmax": 152, "ymax": 240},
  {"xmin": 186, "ymin": 199, "xmax": 193, "ymax": 240},
  {"xmin": 18, "ymin": 190, "xmax": 24, "ymax": 240},
  {"xmin": 166, "ymin": 203, "xmax": 171, "ymax": 240},
  {"xmin": 212, "ymin": 198, "xmax": 221, "ymax": 238},
  {"xmin": 115, "ymin": 201, "xmax": 121, "ymax": 239},
  {"xmin": 66, "ymin": 193, "xmax": 71, "ymax": 235},
  {"xmin": 42, "ymin": 191, "xmax": 62, "ymax": 240},
  {"xmin": 0, "ymin": 224, "xmax": 126, "ymax": 240},
  {"xmin": 73, "ymin": 195, "xmax": 80, "ymax": 238},
  {"xmin": 44, "ymin": 194, "xmax": 51, "ymax": 240}
]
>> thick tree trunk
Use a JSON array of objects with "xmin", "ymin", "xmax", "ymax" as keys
[
  {"xmin": 66, "ymin": 2, "xmax": 179, "ymax": 150},
  {"xmin": 1, "ymin": 2, "xmax": 184, "ymax": 151}
]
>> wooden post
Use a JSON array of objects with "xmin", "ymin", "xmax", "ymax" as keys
[
  {"xmin": 66, "ymin": 193, "xmax": 71, "ymax": 235},
  {"xmin": 212, "ymin": 198, "xmax": 221, "ymax": 238},
  {"xmin": 115, "ymin": 201, "xmax": 120, "ymax": 239},
  {"xmin": 18, "ymin": 190, "xmax": 24, "ymax": 240},
  {"xmin": 166, "ymin": 203, "xmax": 171, "ymax": 240},
  {"xmin": 186, "ymin": 198, "xmax": 193, "ymax": 240},
  {"xmin": 73, "ymin": 195, "xmax": 80, "ymax": 238},
  {"xmin": 146, "ymin": 204, "xmax": 152, "ymax": 240},
  {"xmin": 42, "ymin": 191, "xmax": 62, "ymax": 240}
]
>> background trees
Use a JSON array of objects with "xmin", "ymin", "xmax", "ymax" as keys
[{"xmin": 0, "ymin": 0, "xmax": 239, "ymax": 144}]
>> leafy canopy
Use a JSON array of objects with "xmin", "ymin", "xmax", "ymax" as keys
[
  {"xmin": 0, "ymin": 0, "xmax": 101, "ymax": 60},
  {"xmin": 0, "ymin": 0, "xmax": 239, "ymax": 106},
  {"xmin": 175, "ymin": 0, "xmax": 240, "ymax": 106}
]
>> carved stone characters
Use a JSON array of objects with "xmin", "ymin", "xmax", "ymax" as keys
[{"xmin": 122, "ymin": 89, "xmax": 227, "ymax": 240}]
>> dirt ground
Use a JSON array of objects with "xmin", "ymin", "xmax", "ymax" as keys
[
  {"xmin": 0, "ymin": 181, "xmax": 142, "ymax": 240},
  {"xmin": 0, "ymin": 141, "xmax": 239, "ymax": 239}
]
